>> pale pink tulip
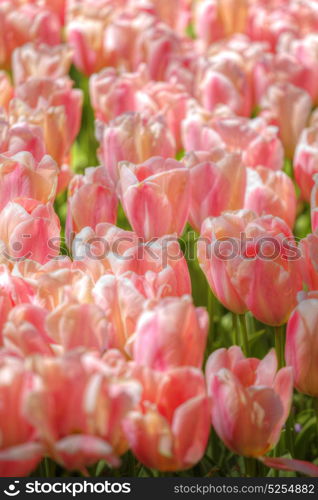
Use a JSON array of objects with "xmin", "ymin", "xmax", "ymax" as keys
[
  {"xmin": 311, "ymin": 174, "xmax": 318, "ymax": 232},
  {"xmin": 0, "ymin": 198, "xmax": 60, "ymax": 265},
  {"xmin": 10, "ymin": 78, "xmax": 83, "ymax": 165},
  {"xmin": 206, "ymin": 346, "xmax": 293, "ymax": 457},
  {"xmin": 0, "ymin": 121, "xmax": 46, "ymax": 162},
  {"xmin": 98, "ymin": 112, "xmax": 176, "ymax": 187},
  {"xmin": 294, "ymin": 127, "xmax": 318, "ymax": 202},
  {"xmin": 119, "ymin": 157, "xmax": 190, "ymax": 240},
  {"xmin": 0, "ymin": 152, "xmax": 58, "ymax": 210},
  {"xmin": 123, "ymin": 366, "xmax": 210, "ymax": 471},
  {"xmin": 285, "ymin": 292, "xmax": 318, "ymax": 397},
  {"xmin": 260, "ymin": 82, "xmax": 312, "ymax": 158},
  {"xmin": 12, "ymin": 43, "xmax": 73, "ymax": 86},
  {"xmin": 0, "ymin": 358, "xmax": 43, "ymax": 476},
  {"xmin": 244, "ymin": 166, "xmax": 296, "ymax": 228},
  {"xmin": 27, "ymin": 351, "xmax": 141, "ymax": 470},
  {"xmin": 89, "ymin": 66, "xmax": 147, "ymax": 123},
  {"xmin": 66, "ymin": 166, "xmax": 118, "ymax": 247},
  {"xmin": 299, "ymin": 233, "xmax": 318, "ymax": 291},
  {"xmin": 131, "ymin": 296, "xmax": 208, "ymax": 371},
  {"xmin": 194, "ymin": 0, "xmax": 224, "ymax": 48},
  {"xmin": 198, "ymin": 211, "xmax": 302, "ymax": 324},
  {"xmin": 185, "ymin": 150, "xmax": 246, "ymax": 232},
  {"xmin": 0, "ymin": 71, "xmax": 13, "ymax": 110}
]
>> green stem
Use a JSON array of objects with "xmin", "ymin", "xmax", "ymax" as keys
[
  {"xmin": 233, "ymin": 313, "xmax": 239, "ymax": 345},
  {"xmin": 313, "ymin": 398, "xmax": 318, "ymax": 446},
  {"xmin": 285, "ymin": 411, "xmax": 295, "ymax": 457},
  {"xmin": 206, "ymin": 286, "xmax": 214, "ymax": 354},
  {"xmin": 238, "ymin": 314, "xmax": 250, "ymax": 357},
  {"xmin": 274, "ymin": 325, "xmax": 285, "ymax": 368},
  {"xmin": 244, "ymin": 457, "xmax": 256, "ymax": 477}
]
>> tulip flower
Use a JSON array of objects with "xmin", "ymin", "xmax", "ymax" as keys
[
  {"xmin": 131, "ymin": 296, "xmax": 208, "ymax": 371},
  {"xmin": 0, "ymin": 121, "xmax": 46, "ymax": 162},
  {"xmin": 123, "ymin": 366, "xmax": 210, "ymax": 471},
  {"xmin": 66, "ymin": 166, "xmax": 118, "ymax": 247},
  {"xmin": 184, "ymin": 150, "xmax": 246, "ymax": 232},
  {"xmin": 119, "ymin": 157, "xmax": 190, "ymax": 240},
  {"xmin": 97, "ymin": 112, "xmax": 176, "ymax": 187},
  {"xmin": 299, "ymin": 233, "xmax": 318, "ymax": 291},
  {"xmin": 311, "ymin": 174, "xmax": 318, "ymax": 232},
  {"xmin": 260, "ymin": 82, "xmax": 312, "ymax": 159},
  {"xmin": 294, "ymin": 127, "xmax": 318, "ymax": 202},
  {"xmin": 194, "ymin": 0, "xmax": 224, "ymax": 48},
  {"xmin": 12, "ymin": 43, "xmax": 73, "ymax": 86},
  {"xmin": 285, "ymin": 292, "xmax": 318, "ymax": 397},
  {"xmin": 0, "ymin": 71, "xmax": 13, "ymax": 110},
  {"xmin": 0, "ymin": 358, "xmax": 43, "ymax": 476},
  {"xmin": 89, "ymin": 66, "xmax": 147, "ymax": 123},
  {"xmin": 198, "ymin": 211, "xmax": 302, "ymax": 324},
  {"xmin": 206, "ymin": 346, "xmax": 293, "ymax": 457},
  {"xmin": 0, "ymin": 152, "xmax": 58, "ymax": 211},
  {"xmin": 10, "ymin": 78, "xmax": 83, "ymax": 165},
  {"xmin": 244, "ymin": 166, "xmax": 296, "ymax": 228},
  {"xmin": 217, "ymin": 0, "xmax": 249, "ymax": 36},
  {"xmin": 0, "ymin": 198, "xmax": 60, "ymax": 265},
  {"xmin": 26, "ymin": 352, "xmax": 141, "ymax": 470}
]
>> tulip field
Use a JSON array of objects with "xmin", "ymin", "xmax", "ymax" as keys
[{"xmin": 2, "ymin": 0, "xmax": 318, "ymax": 481}]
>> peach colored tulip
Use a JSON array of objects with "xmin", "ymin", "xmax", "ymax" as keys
[
  {"xmin": 10, "ymin": 78, "xmax": 83, "ymax": 165},
  {"xmin": 130, "ymin": 0, "xmax": 190, "ymax": 33},
  {"xmin": 123, "ymin": 366, "xmax": 210, "ymax": 471},
  {"xmin": 198, "ymin": 211, "xmax": 302, "ymax": 324},
  {"xmin": 0, "ymin": 198, "xmax": 60, "ymax": 265},
  {"xmin": 119, "ymin": 157, "xmax": 190, "ymax": 240},
  {"xmin": 98, "ymin": 112, "xmax": 176, "ymax": 187},
  {"xmin": 182, "ymin": 113, "xmax": 284, "ymax": 171},
  {"xmin": 0, "ymin": 71, "xmax": 13, "ymax": 110},
  {"xmin": 217, "ymin": 0, "xmax": 249, "ymax": 36},
  {"xmin": 27, "ymin": 351, "xmax": 141, "ymax": 470},
  {"xmin": 3, "ymin": 304, "xmax": 54, "ymax": 356},
  {"xmin": 12, "ymin": 43, "xmax": 73, "ymax": 86},
  {"xmin": 89, "ymin": 66, "xmax": 147, "ymax": 123},
  {"xmin": 244, "ymin": 166, "xmax": 296, "ymax": 228},
  {"xmin": 0, "ymin": 152, "xmax": 58, "ymax": 210},
  {"xmin": 294, "ymin": 127, "xmax": 318, "ymax": 202},
  {"xmin": 311, "ymin": 174, "xmax": 318, "ymax": 232},
  {"xmin": 206, "ymin": 346, "xmax": 293, "ymax": 457},
  {"xmin": 0, "ymin": 1, "xmax": 61, "ymax": 68},
  {"xmin": 299, "ymin": 233, "xmax": 318, "ymax": 291},
  {"xmin": 285, "ymin": 292, "xmax": 318, "ymax": 397},
  {"xmin": 0, "ymin": 358, "xmax": 43, "ymax": 476},
  {"xmin": 46, "ymin": 297, "xmax": 110, "ymax": 353},
  {"xmin": 260, "ymin": 82, "xmax": 312, "ymax": 158},
  {"xmin": 66, "ymin": 166, "xmax": 118, "ymax": 247},
  {"xmin": 131, "ymin": 296, "xmax": 208, "ymax": 371},
  {"xmin": 0, "ymin": 120, "xmax": 46, "ymax": 162},
  {"xmin": 184, "ymin": 150, "xmax": 246, "ymax": 232}
]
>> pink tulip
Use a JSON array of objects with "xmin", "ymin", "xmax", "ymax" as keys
[
  {"xmin": 0, "ymin": 120, "xmax": 46, "ymax": 162},
  {"xmin": 0, "ymin": 2, "xmax": 61, "ymax": 68},
  {"xmin": 299, "ymin": 233, "xmax": 318, "ymax": 291},
  {"xmin": 131, "ymin": 296, "xmax": 208, "ymax": 371},
  {"xmin": 27, "ymin": 351, "xmax": 141, "ymax": 470},
  {"xmin": 294, "ymin": 127, "xmax": 318, "ymax": 202},
  {"xmin": 0, "ymin": 152, "xmax": 58, "ymax": 211},
  {"xmin": 89, "ymin": 66, "xmax": 147, "ymax": 123},
  {"xmin": 0, "ymin": 198, "xmax": 60, "ymax": 265},
  {"xmin": 46, "ymin": 297, "xmax": 110, "ymax": 353},
  {"xmin": 12, "ymin": 43, "xmax": 73, "ymax": 86},
  {"xmin": 285, "ymin": 292, "xmax": 318, "ymax": 397},
  {"xmin": 130, "ymin": 0, "xmax": 191, "ymax": 33},
  {"xmin": 260, "ymin": 82, "xmax": 312, "ymax": 158},
  {"xmin": 184, "ymin": 150, "xmax": 246, "ymax": 232},
  {"xmin": 0, "ymin": 71, "xmax": 13, "ymax": 110},
  {"xmin": 198, "ymin": 211, "xmax": 302, "ymax": 324},
  {"xmin": 41, "ymin": 0, "xmax": 66, "ymax": 24},
  {"xmin": 66, "ymin": 166, "xmax": 118, "ymax": 247},
  {"xmin": 119, "ymin": 157, "xmax": 190, "ymax": 240},
  {"xmin": 194, "ymin": 0, "xmax": 224, "ymax": 48},
  {"xmin": 3, "ymin": 304, "xmax": 54, "ymax": 356},
  {"xmin": 206, "ymin": 346, "xmax": 293, "ymax": 457},
  {"xmin": 244, "ymin": 166, "xmax": 297, "ymax": 228},
  {"xmin": 123, "ymin": 366, "xmax": 210, "ymax": 471},
  {"xmin": 182, "ymin": 114, "xmax": 284, "ymax": 171},
  {"xmin": 98, "ymin": 112, "xmax": 176, "ymax": 187},
  {"xmin": 311, "ymin": 174, "xmax": 318, "ymax": 232},
  {"xmin": 0, "ymin": 358, "xmax": 43, "ymax": 476},
  {"xmin": 10, "ymin": 78, "xmax": 83, "ymax": 165}
]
